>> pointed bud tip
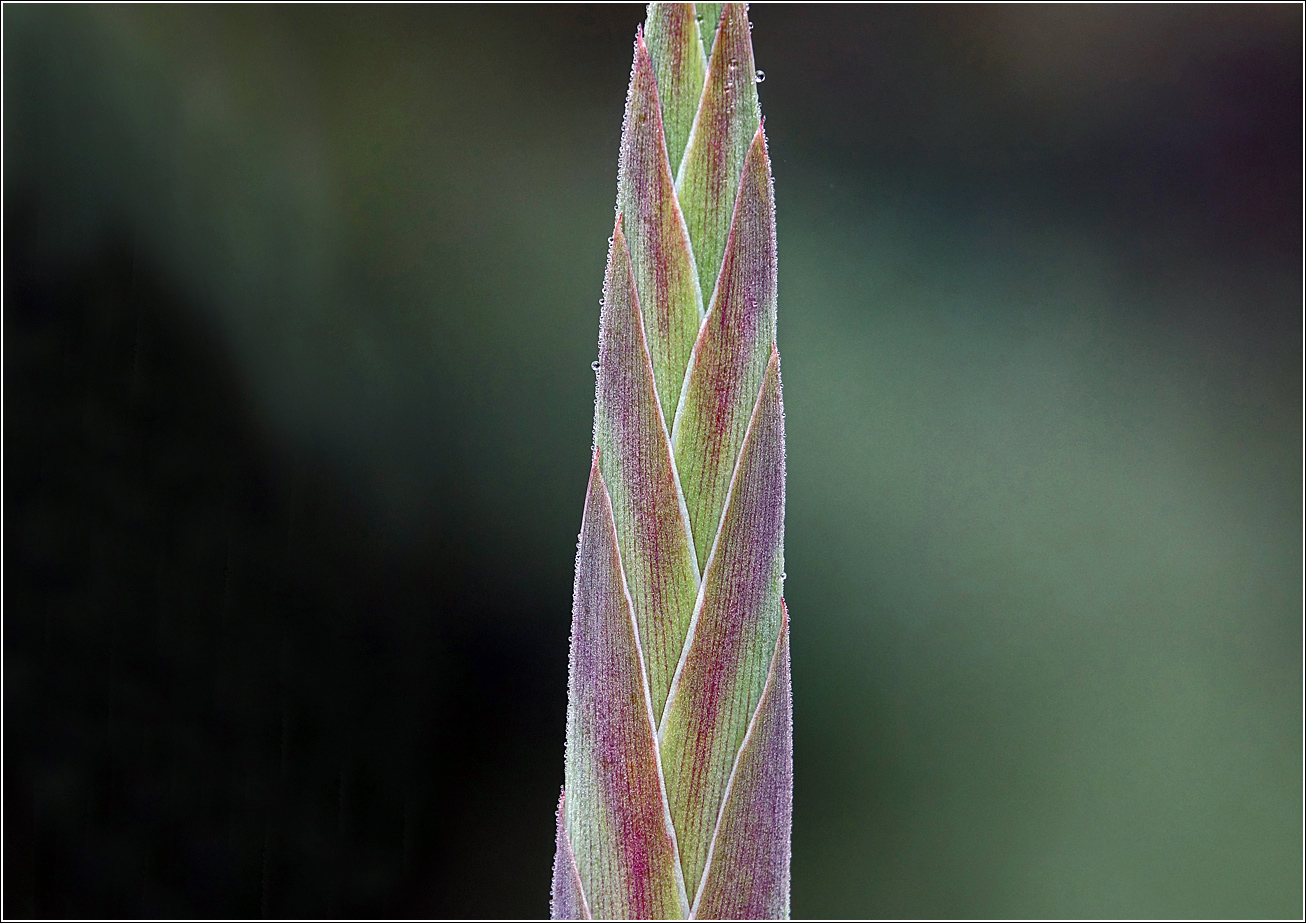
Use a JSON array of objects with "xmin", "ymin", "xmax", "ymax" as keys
[{"xmin": 766, "ymin": 343, "xmax": 781, "ymax": 376}]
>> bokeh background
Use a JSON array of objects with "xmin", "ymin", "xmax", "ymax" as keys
[{"xmin": 4, "ymin": 3, "xmax": 1301, "ymax": 918}]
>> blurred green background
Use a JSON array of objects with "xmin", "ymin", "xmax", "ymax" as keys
[{"xmin": 4, "ymin": 3, "xmax": 1300, "ymax": 918}]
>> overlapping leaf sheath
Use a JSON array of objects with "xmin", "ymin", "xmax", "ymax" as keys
[{"xmin": 554, "ymin": 4, "xmax": 791, "ymax": 920}]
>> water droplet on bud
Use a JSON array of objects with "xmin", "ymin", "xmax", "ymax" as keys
[
  {"xmin": 755, "ymin": 70, "xmax": 765, "ymax": 83},
  {"xmin": 591, "ymin": 361, "xmax": 601, "ymax": 372}
]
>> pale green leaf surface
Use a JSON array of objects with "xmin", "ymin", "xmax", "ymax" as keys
[
  {"xmin": 693, "ymin": 604, "xmax": 792, "ymax": 920},
  {"xmin": 595, "ymin": 218, "xmax": 701, "ymax": 720},
  {"xmin": 617, "ymin": 30, "xmax": 704, "ymax": 424},
  {"xmin": 693, "ymin": 3, "xmax": 724, "ymax": 59},
  {"xmin": 551, "ymin": 790, "xmax": 593, "ymax": 921},
  {"xmin": 563, "ymin": 453, "xmax": 690, "ymax": 919},
  {"xmin": 675, "ymin": 2, "xmax": 759, "ymax": 302},
  {"xmin": 659, "ymin": 350, "xmax": 786, "ymax": 899},
  {"xmin": 556, "ymin": 4, "xmax": 790, "ymax": 918},
  {"xmin": 645, "ymin": 4, "xmax": 708, "ymax": 180},
  {"xmin": 672, "ymin": 126, "xmax": 777, "ymax": 570}
]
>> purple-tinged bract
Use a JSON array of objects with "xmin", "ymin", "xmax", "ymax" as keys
[{"xmin": 555, "ymin": 4, "xmax": 790, "ymax": 919}]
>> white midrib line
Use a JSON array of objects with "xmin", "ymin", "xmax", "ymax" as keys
[
  {"xmin": 625, "ymin": 220, "xmax": 701, "ymax": 593},
  {"xmin": 671, "ymin": 3, "xmax": 712, "ymax": 195},
  {"xmin": 600, "ymin": 467, "xmax": 693, "ymax": 918},
  {"xmin": 656, "ymin": 360, "xmax": 773, "ymax": 916},
  {"xmin": 559, "ymin": 795, "xmax": 594, "ymax": 920},
  {"xmin": 639, "ymin": 230, "xmax": 698, "ymax": 919},
  {"xmin": 659, "ymin": 360, "xmax": 770, "ymax": 741},
  {"xmin": 611, "ymin": 23, "xmax": 712, "ymax": 911},
  {"xmin": 638, "ymin": 3, "xmax": 705, "ymax": 601},
  {"xmin": 653, "ymin": 13, "xmax": 759, "ymax": 913},
  {"xmin": 689, "ymin": 612, "xmax": 786, "ymax": 917}
]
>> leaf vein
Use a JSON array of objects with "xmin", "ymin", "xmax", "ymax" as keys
[
  {"xmin": 599, "ymin": 465, "xmax": 693, "ymax": 916},
  {"xmin": 657, "ymin": 355, "xmax": 774, "ymax": 743},
  {"xmin": 558, "ymin": 791, "xmax": 595, "ymax": 920},
  {"xmin": 689, "ymin": 607, "xmax": 788, "ymax": 917}
]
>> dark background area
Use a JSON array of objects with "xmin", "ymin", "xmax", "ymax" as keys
[{"xmin": 4, "ymin": 4, "xmax": 1301, "ymax": 918}]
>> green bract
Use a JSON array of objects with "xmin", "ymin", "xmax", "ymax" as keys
[{"xmin": 552, "ymin": 4, "xmax": 790, "ymax": 919}]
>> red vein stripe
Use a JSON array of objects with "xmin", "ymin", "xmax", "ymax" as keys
[
  {"xmin": 692, "ymin": 604, "xmax": 793, "ymax": 920},
  {"xmin": 556, "ymin": 4, "xmax": 790, "ymax": 918},
  {"xmin": 675, "ymin": 2, "xmax": 759, "ymax": 303},
  {"xmin": 672, "ymin": 124, "xmax": 777, "ymax": 571},
  {"xmin": 551, "ymin": 789, "xmax": 593, "ymax": 921},
  {"xmin": 563, "ymin": 453, "xmax": 690, "ymax": 919},
  {"xmin": 619, "ymin": 29, "xmax": 705, "ymax": 426},
  {"xmin": 644, "ymin": 3, "xmax": 708, "ymax": 178},
  {"xmin": 595, "ymin": 216, "xmax": 701, "ymax": 721},
  {"xmin": 659, "ymin": 350, "xmax": 786, "ymax": 898}
]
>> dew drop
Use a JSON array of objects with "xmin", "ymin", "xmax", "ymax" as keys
[
  {"xmin": 591, "ymin": 361, "xmax": 601, "ymax": 372},
  {"xmin": 781, "ymin": 572, "xmax": 788, "ymax": 582},
  {"xmin": 755, "ymin": 69, "xmax": 765, "ymax": 83}
]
